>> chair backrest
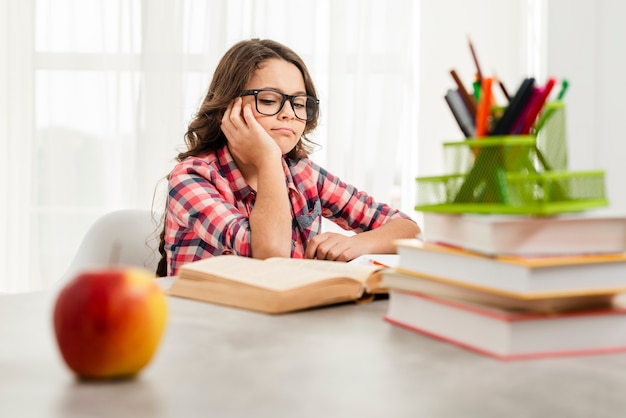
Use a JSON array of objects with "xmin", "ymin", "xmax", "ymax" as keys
[{"xmin": 58, "ymin": 209, "xmax": 161, "ymax": 284}]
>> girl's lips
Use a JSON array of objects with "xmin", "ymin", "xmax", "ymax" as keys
[{"xmin": 273, "ymin": 128, "xmax": 295, "ymax": 135}]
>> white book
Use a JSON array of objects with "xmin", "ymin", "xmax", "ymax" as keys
[
  {"xmin": 394, "ymin": 239, "xmax": 626, "ymax": 297},
  {"xmin": 385, "ymin": 289, "xmax": 626, "ymax": 360},
  {"xmin": 380, "ymin": 269, "xmax": 616, "ymax": 314},
  {"xmin": 421, "ymin": 211, "xmax": 626, "ymax": 256}
]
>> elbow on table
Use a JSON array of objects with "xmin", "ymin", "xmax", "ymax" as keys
[{"xmin": 250, "ymin": 239, "xmax": 292, "ymax": 260}]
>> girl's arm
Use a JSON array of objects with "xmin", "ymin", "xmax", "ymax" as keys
[
  {"xmin": 221, "ymin": 99, "xmax": 292, "ymax": 259},
  {"xmin": 248, "ymin": 155, "xmax": 292, "ymax": 259}
]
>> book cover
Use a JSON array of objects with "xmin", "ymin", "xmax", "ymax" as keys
[
  {"xmin": 421, "ymin": 211, "xmax": 626, "ymax": 256},
  {"xmin": 394, "ymin": 239, "xmax": 626, "ymax": 297},
  {"xmin": 384, "ymin": 290, "xmax": 626, "ymax": 360}
]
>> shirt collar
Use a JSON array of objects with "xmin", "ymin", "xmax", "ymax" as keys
[{"xmin": 216, "ymin": 146, "xmax": 254, "ymax": 200}]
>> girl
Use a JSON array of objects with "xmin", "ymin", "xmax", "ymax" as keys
[{"xmin": 156, "ymin": 39, "xmax": 420, "ymax": 277}]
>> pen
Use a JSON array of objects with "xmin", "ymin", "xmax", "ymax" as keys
[
  {"xmin": 369, "ymin": 259, "xmax": 390, "ymax": 268},
  {"xmin": 556, "ymin": 79, "xmax": 569, "ymax": 101},
  {"xmin": 497, "ymin": 77, "xmax": 511, "ymax": 102},
  {"xmin": 468, "ymin": 36, "xmax": 483, "ymax": 83}
]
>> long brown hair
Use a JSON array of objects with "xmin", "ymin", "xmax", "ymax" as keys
[{"xmin": 156, "ymin": 39, "xmax": 320, "ymax": 276}]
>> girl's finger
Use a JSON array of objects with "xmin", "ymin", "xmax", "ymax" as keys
[{"xmin": 226, "ymin": 98, "xmax": 243, "ymax": 128}]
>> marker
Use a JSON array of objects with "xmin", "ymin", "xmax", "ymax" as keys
[
  {"xmin": 520, "ymin": 77, "xmax": 556, "ymax": 134},
  {"xmin": 534, "ymin": 78, "xmax": 567, "ymax": 133},
  {"xmin": 510, "ymin": 86, "xmax": 541, "ymax": 135},
  {"xmin": 491, "ymin": 77, "xmax": 536, "ymax": 135},
  {"xmin": 473, "ymin": 78, "xmax": 481, "ymax": 102},
  {"xmin": 450, "ymin": 69, "xmax": 477, "ymax": 115},
  {"xmin": 445, "ymin": 89, "xmax": 476, "ymax": 137},
  {"xmin": 474, "ymin": 77, "xmax": 493, "ymax": 137}
]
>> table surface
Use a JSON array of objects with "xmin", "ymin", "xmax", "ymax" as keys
[{"xmin": 3, "ymin": 281, "xmax": 626, "ymax": 418}]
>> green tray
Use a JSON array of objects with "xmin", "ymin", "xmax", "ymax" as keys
[{"xmin": 414, "ymin": 170, "xmax": 607, "ymax": 215}]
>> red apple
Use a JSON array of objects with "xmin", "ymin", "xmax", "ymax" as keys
[{"xmin": 53, "ymin": 267, "xmax": 168, "ymax": 380}]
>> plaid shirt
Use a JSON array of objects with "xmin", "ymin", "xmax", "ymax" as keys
[{"xmin": 164, "ymin": 146, "xmax": 413, "ymax": 275}]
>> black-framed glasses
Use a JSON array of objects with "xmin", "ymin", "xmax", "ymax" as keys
[{"xmin": 241, "ymin": 89, "xmax": 319, "ymax": 121}]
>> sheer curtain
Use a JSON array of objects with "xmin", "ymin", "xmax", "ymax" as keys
[{"xmin": 1, "ymin": 0, "xmax": 420, "ymax": 292}]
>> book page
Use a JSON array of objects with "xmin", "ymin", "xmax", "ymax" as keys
[
  {"xmin": 266, "ymin": 257, "xmax": 381, "ymax": 277},
  {"xmin": 180, "ymin": 256, "xmax": 381, "ymax": 292}
]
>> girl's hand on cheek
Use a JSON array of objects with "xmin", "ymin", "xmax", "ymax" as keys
[{"xmin": 221, "ymin": 98, "xmax": 281, "ymax": 167}]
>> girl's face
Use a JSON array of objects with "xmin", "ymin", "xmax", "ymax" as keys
[{"xmin": 242, "ymin": 58, "xmax": 307, "ymax": 155}]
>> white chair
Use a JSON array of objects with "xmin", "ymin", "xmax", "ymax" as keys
[{"xmin": 58, "ymin": 209, "xmax": 162, "ymax": 284}]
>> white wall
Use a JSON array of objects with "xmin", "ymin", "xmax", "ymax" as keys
[
  {"xmin": 546, "ymin": 0, "xmax": 626, "ymax": 212},
  {"xmin": 418, "ymin": 0, "xmax": 530, "ymax": 177}
]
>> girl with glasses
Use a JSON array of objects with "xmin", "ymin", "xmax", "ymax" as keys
[{"xmin": 156, "ymin": 39, "xmax": 420, "ymax": 277}]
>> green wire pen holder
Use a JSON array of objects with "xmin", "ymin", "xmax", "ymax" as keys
[{"xmin": 415, "ymin": 102, "xmax": 608, "ymax": 215}]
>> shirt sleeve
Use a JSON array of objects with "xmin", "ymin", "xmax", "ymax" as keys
[
  {"xmin": 166, "ymin": 158, "xmax": 252, "ymax": 258},
  {"xmin": 307, "ymin": 160, "xmax": 414, "ymax": 232}
]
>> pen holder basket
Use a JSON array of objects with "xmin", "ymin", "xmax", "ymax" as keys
[
  {"xmin": 415, "ymin": 102, "xmax": 608, "ymax": 215},
  {"xmin": 444, "ymin": 102, "xmax": 567, "ymax": 175}
]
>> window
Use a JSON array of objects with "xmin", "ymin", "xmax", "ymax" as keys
[{"xmin": 3, "ymin": 0, "xmax": 420, "ymax": 292}]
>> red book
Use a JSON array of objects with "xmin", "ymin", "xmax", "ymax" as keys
[{"xmin": 384, "ymin": 289, "xmax": 626, "ymax": 361}]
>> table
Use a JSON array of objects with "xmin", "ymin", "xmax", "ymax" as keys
[{"xmin": 3, "ymin": 285, "xmax": 626, "ymax": 418}]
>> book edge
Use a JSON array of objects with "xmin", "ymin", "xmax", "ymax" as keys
[{"xmin": 391, "ymin": 267, "xmax": 626, "ymax": 299}]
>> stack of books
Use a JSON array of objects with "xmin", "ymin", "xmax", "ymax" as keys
[{"xmin": 381, "ymin": 211, "xmax": 626, "ymax": 360}]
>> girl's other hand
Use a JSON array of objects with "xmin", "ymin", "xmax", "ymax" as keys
[{"xmin": 305, "ymin": 232, "xmax": 370, "ymax": 262}]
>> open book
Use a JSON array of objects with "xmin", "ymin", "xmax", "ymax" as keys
[{"xmin": 168, "ymin": 255, "xmax": 386, "ymax": 314}]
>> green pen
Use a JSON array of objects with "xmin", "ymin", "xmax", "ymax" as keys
[{"xmin": 556, "ymin": 79, "xmax": 569, "ymax": 101}]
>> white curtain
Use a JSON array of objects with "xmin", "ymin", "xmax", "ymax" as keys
[{"xmin": 1, "ymin": 0, "xmax": 420, "ymax": 292}]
